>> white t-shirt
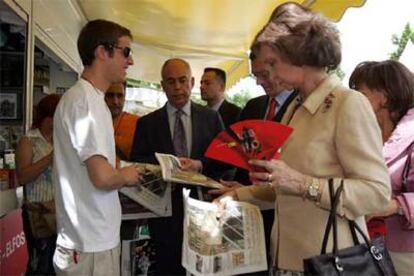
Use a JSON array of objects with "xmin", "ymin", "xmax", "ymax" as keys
[{"xmin": 53, "ymin": 79, "xmax": 121, "ymax": 252}]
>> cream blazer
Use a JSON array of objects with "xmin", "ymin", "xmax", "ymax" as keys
[{"xmin": 236, "ymin": 75, "xmax": 391, "ymax": 271}]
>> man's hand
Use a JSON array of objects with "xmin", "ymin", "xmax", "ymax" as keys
[
  {"xmin": 119, "ymin": 165, "xmax": 142, "ymax": 187},
  {"xmin": 86, "ymin": 156, "xmax": 142, "ymax": 190},
  {"xmin": 179, "ymin": 157, "xmax": 202, "ymax": 172}
]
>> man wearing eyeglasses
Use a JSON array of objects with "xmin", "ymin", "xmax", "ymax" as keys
[{"xmin": 53, "ymin": 20, "xmax": 141, "ymax": 276}]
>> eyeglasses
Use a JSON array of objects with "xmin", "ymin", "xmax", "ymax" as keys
[{"xmin": 111, "ymin": 45, "xmax": 133, "ymax": 58}]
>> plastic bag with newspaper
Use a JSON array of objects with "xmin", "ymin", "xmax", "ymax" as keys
[{"xmin": 182, "ymin": 189, "xmax": 267, "ymax": 276}]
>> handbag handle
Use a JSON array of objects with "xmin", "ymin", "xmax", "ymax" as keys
[
  {"xmin": 401, "ymin": 141, "xmax": 414, "ymax": 193},
  {"xmin": 321, "ymin": 180, "xmax": 383, "ymax": 260},
  {"xmin": 321, "ymin": 179, "xmax": 343, "ymax": 254},
  {"xmin": 321, "ymin": 180, "xmax": 365, "ymax": 255}
]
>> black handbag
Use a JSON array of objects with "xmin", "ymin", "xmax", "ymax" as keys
[{"xmin": 303, "ymin": 180, "xmax": 397, "ymax": 275}]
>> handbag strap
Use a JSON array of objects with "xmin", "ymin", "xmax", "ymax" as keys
[
  {"xmin": 321, "ymin": 180, "xmax": 361, "ymax": 255},
  {"xmin": 321, "ymin": 179, "xmax": 343, "ymax": 254},
  {"xmin": 401, "ymin": 141, "xmax": 414, "ymax": 193},
  {"xmin": 320, "ymin": 179, "xmax": 334, "ymax": 254},
  {"xmin": 348, "ymin": 220, "xmax": 372, "ymax": 246},
  {"xmin": 321, "ymin": 180, "xmax": 378, "ymax": 253}
]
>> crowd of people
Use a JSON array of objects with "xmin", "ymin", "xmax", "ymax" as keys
[{"xmin": 15, "ymin": 1, "xmax": 414, "ymax": 275}]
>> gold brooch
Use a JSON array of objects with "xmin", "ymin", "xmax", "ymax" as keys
[{"xmin": 322, "ymin": 93, "xmax": 335, "ymax": 113}]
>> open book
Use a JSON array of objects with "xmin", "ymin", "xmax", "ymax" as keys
[
  {"xmin": 120, "ymin": 154, "xmax": 224, "ymax": 217},
  {"xmin": 155, "ymin": 153, "xmax": 224, "ymax": 189}
]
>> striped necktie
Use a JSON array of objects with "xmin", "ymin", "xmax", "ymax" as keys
[
  {"xmin": 266, "ymin": 98, "xmax": 278, "ymax": 120},
  {"xmin": 173, "ymin": 109, "xmax": 188, "ymax": 157}
]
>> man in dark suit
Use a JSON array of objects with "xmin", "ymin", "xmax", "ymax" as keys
[
  {"xmin": 239, "ymin": 43, "xmax": 297, "ymax": 123},
  {"xmin": 130, "ymin": 58, "xmax": 225, "ymax": 275},
  {"xmin": 200, "ymin": 67, "xmax": 241, "ymax": 127}
]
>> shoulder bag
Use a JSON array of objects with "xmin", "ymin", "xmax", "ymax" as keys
[{"xmin": 303, "ymin": 179, "xmax": 397, "ymax": 275}]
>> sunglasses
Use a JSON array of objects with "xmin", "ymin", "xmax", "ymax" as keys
[{"xmin": 106, "ymin": 44, "xmax": 132, "ymax": 58}]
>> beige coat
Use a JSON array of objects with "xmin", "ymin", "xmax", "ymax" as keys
[{"xmin": 236, "ymin": 75, "xmax": 391, "ymax": 271}]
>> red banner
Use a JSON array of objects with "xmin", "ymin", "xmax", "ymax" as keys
[{"xmin": 0, "ymin": 208, "xmax": 28, "ymax": 275}]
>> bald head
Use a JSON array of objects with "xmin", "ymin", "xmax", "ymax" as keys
[
  {"xmin": 161, "ymin": 58, "xmax": 192, "ymax": 79},
  {"xmin": 160, "ymin": 58, "xmax": 194, "ymax": 109}
]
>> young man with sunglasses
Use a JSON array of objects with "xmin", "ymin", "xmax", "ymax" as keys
[{"xmin": 53, "ymin": 19, "xmax": 141, "ymax": 275}]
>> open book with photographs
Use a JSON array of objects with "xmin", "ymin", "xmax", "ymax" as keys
[
  {"xmin": 120, "ymin": 154, "xmax": 224, "ymax": 219},
  {"xmin": 154, "ymin": 153, "xmax": 224, "ymax": 189}
]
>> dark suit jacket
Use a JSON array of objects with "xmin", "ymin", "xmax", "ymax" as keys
[
  {"xmin": 130, "ymin": 101, "xmax": 225, "ymax": 275},
  {"xmin": 131, "ymin": 102, "xmax": 223, "ymax": 174},
  {"xmin": 218, "ymin": 100, "xmax": 241, "ymax": 128},
  {"xmin": 239, "ymin": 91, "xmax": 297, "ymax": 122}
]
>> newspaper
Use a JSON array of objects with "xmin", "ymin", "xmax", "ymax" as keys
[
  {"xmin": 155, "ymin": 153, "xmax": 224, "ymax": 189},
  {"xmin": 120, "ymin": 162, "xmax": 171, "ymax": 218},
  {"xmin": 182, "ymin": 189, "xmax": 267, "ymax": 276}
]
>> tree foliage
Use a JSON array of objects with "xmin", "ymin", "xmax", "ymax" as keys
[
  {"xmin": 390, "ymin": 23, "xmax": 414, "ymax": 60},
  {"xmin": 226, "ymin": 89, "xmax": 252, "ymax": 108}
]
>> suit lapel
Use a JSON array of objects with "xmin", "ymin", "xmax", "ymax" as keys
[
  {"xmin": 218, "ymin": 100, "xmax": 226, "ymax": 114},
  {"xmin": 258, "ymin": 96, "xmax": 269, "ymax": 119},
  {"xmin": 190, "ymin": 103, "xmax": 199, "ymax": 157},
  {"xmin": 274, "ymin": 90, "xmax": 298, "ymax": 122},
  {"xmin": 159, "ymin": 106, "xmax": 175, "ymax": 153}
]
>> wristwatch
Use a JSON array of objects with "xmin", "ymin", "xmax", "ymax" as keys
[{"xmin": 307, "ymin": 179, "xmax": 321, "ymax": 201}]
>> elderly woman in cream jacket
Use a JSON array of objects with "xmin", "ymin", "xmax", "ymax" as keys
[{"xmin": 221, "ymin": 6, "xmax": 391, "ymax": 274}]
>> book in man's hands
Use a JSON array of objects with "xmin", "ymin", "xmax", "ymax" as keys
[
  {"xmin": 155, "ymin": 152, "xmax": 224, "ymax": 189},
  {"xmin": 119, "ymin": 154, "xmax": 224, "ymax": 217}
]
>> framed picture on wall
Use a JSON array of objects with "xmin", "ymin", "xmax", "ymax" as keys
[{"xmin": 0, "ymin": 93, "xmax": 17, "ymax": 119}]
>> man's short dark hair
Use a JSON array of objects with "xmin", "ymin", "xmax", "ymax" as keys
[
  {"xmin": 204, "ymin": 67, "xmax": 226, "ymax": 84},
  {"xmin": 77, "ymin": 19, "xmax": 132, "ymax": 66}
]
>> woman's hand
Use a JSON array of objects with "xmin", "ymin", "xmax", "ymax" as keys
[
  {"xmin": 213, "ymin": 189, "xmax": 239, "ymax": 218},
  {"xmin": 208, "ymin": 180, "xmax": 243, "ymax": 197},
  {"xmin": 249, "ymin": 159, "xmax": 307, "ymax": 196}
]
